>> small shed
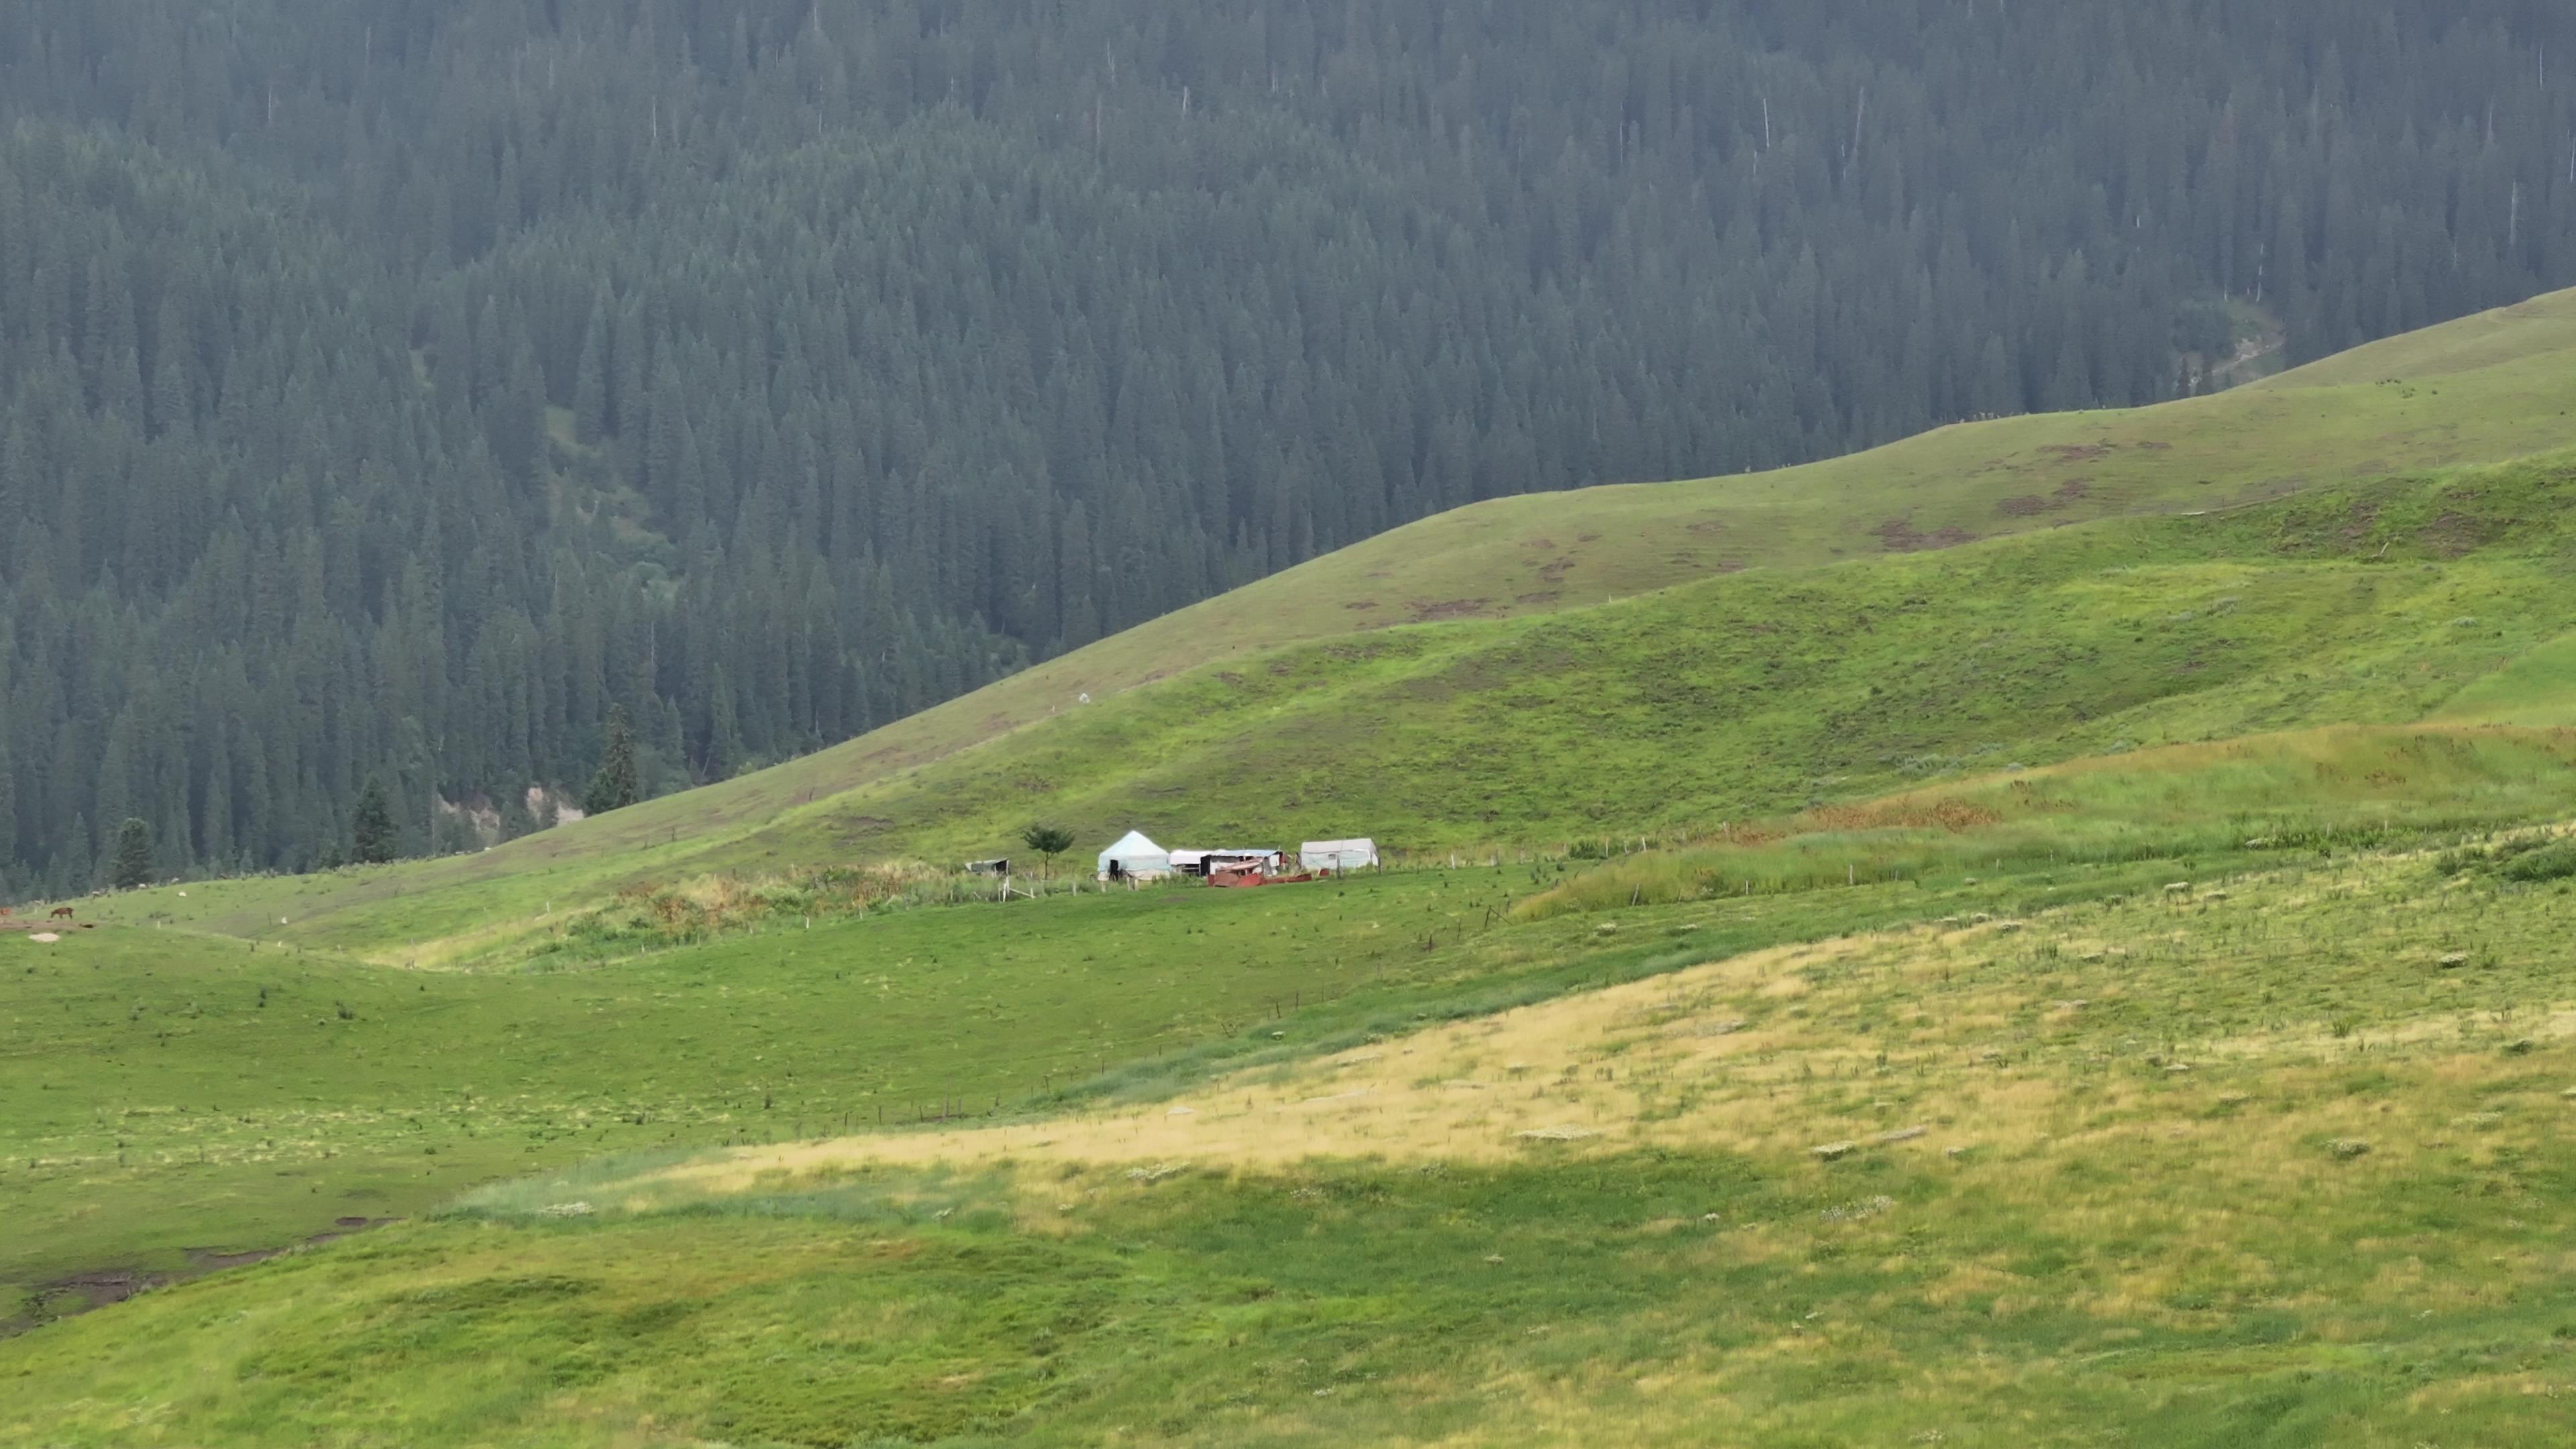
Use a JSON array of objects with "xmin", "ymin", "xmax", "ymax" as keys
[
  {"xmin": 1171, "ymin": 848, "xmax": 1285, "ymax": 877},
  {"xmin": 963, "ymin": 858, "xmax": 1010, "ymax": 876},
  {"xmin": 1096, "ymin": 830, "xmax": 1173, "ymax": 880},
  {"xmin": 1300, "ymin": 838, "xmax": 1379, "ymax": 873}
]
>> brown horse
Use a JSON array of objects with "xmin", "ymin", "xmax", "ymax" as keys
[{"xmin": 48, "ymin": 906, "xmax": 74, "ymax": 920}]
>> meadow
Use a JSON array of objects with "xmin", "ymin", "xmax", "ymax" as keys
[
  {"xmin": 0, "ymin": 869, "xmax": 1519, "ymax": 1321},
  {"xmin": 1517, "ymin": 724, "xmax": 2576, "ymax": 917},
  {"xmin": 6, "ymin": 840, "xmax": 2569, "ymax": 1446},
  {"xmin": 8, "ymin": 300, "xmax": 2576, "ymax": 1444},
  {"xmin": 0, "ymin": 859, "xmax": 2104, "ymax": 1324}
]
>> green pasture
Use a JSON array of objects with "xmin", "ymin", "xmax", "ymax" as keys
[
  {"xmin": 0, "ymin": 871, "xmax": 1504, "ymax": 1319},
  {"xmin": 7, "ymin": 841, "xmax": 2571, "ymax": 1446},
  {"xmin": 7, "ymin": 824, "xmax": 2317, "ymax": 1329},
  {"xmin": 1523, "ymin": 724, "xmax": 2576, "ymax": 916}
]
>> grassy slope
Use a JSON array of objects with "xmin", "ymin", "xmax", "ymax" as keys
[
  {"xmin": 102, "ymin": 444, "xmax": 2576, "ymax": 962},
  {"xmin": 9, "ymin": 301, "xmax": 2576, "ymax": 1443},
  {"xmin": 7, "ymin": 843, "xmax": 2569, "ymax": 1446},
  {"xmin": 0, "ymin": 872, "xmax": 1523, "ymax": 1313},
  {"xmin": 1516, "ymin": 723, "xmax": 2576, "ymax": 917},
  {"xmin": 21, "ymin": 862, "xmax": 2127, "ymax": 1321},
  {"xmin": 85, "ymin": 290, "xmax": 2576, "ymax": 957},
  {"xmin": 25, "ymin": 705, "xmax": 2573, "ymax": 1317}
]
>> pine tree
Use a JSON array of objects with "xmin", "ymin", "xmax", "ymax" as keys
[
  {"xmin": 351, "ymin": 775, "xmax": 399, "ymax": 864},
  {"xmin": 1019, "ymin": 822, "xmax": 1075, "ymax": 878},
  {"xmin": 573, "ymin": 305, "xmax": 611, "ymax": 445},
  {"xmin": 584, "ymin": 704, "xmax": 641, "ymax": 814},
  {"xmin": 0, "ymin": 731, "xmax": 15, "ymax": 869},
  {"xmin": 112, "ymin": 817, "xmax": 154, "ymax": 890}
]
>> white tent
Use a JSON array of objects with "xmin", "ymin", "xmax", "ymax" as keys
[
  {"xmin": 1096, "ymin": 829, "xmax": 1173, "ymax": 880},
  {"xmin": 1170, "ymin": 848, "xmax": 1285, "ymax": 876},
  {"xmin": 1300, "ymin": 838, "xmax": 1379, "ymax": 872}
]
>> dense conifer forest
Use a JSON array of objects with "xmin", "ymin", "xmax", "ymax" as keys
[{"xmin": 2, "ymin": 0, "xmax": 2573, "ymax": 890}]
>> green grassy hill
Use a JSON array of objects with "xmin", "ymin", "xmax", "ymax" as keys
[
  {"xmin": 7, "ymin": 835, "xmax": 2571, "ymax": 1446},
  {"xmin": 76, "ymin": 290, "xmax": 2576, "ymax": 962},
  {"xmin": 104, "ymin": 444, "xmax": 2576, "ymax": 964},
  {"xmin": 9, "ymin": 297, "xmax": 2576, "ymax": 1446}
]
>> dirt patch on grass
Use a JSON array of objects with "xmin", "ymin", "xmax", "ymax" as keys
[
  {"xmin": 1342, "ymin": 600, "xmax": 1379, "ymax": 611},
  {"xmin": 1408, "ymin": 598, "xmax": 1494, "ymax": 623},
  {"xmin": 38, "ymin": 1270, "xmax": 165, "ymax": 1314},
  {"xmin": 1875, "ymin": 519, "xmax": 1975, "ymax": 553},
  {"xmin": 1515, "ymin": 592, "xmax": 1562, "ymax": 606},
  {"xmin": 2000, "ymin": 479, "xmax": 2093, "ymax": 518},
  {"xmin": 2040, "ymin": 443, "xmax": 2113, "ymax": 464},
  {"xmin": 9, "ymin": 1216, "xmax": 410, "ymax": 1338},
  {"xmin": 188, "ymin": 1247, "xmax": 286, "ymax": 1271},
  {"xmin": 1801, "ymin": 798, "xmax": 2006, "ymax": 833},
  {"xmin": 2420, "ymin": 511, "xmax": 2506, "ymax": 559}
]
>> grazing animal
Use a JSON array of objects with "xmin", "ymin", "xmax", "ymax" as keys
[
  {"xmin": 0, "ymin": 907, "xmax": 11, "ymax": 918},
  {"xmin": 48, "ymin": 906, "xmax": 74, "ymax": 920}
]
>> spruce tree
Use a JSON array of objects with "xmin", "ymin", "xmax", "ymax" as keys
[
  {"xmin": 112, "ymin": 817, "xmax": 154, "ymax": 890},
  {"xmin": 351, "ymin": 776, "xmax": 399, "ymax": 864},
  {"xmin": 585, "ymin": 704, "xmax": 641, "ymax": 814},
  {"xmin": 0, "ymin": 732, "xmax": 15, "ymax": 869}
]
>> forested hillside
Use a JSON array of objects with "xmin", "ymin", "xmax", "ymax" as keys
[{"xmin": 4, "ymin": 0, "xmax": 2575, "ymax": 892}]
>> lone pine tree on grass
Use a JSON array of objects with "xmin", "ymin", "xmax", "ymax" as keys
[
  {"xmin": 586, "ymin": 705, "xmax": 642, "ymax": 815},
  {"xmin": 352, "ymin": 777, "xmax": 399, "ymax": 865},
  {"xmin": 111, "ymin": 818, "xmax": 154, "ymax": 890},
  {"xmin": 1020, "ymin": 822, "xmax": 1077, "ymax": 878}
]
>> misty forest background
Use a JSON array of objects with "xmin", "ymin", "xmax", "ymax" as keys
[{"xmin": 3, "ymin": 0, "xmax": 2575, "ymax": 891}]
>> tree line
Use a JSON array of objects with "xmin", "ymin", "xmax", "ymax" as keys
[{"xmin": 2, "ymin": 0, "xmax": 2573, "ymax": 892}]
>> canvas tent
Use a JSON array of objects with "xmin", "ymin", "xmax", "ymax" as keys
[
  {"xmin": 1096, "ymin": 830, "xmax": 1173, "ymax": 880},
  {"xmin": 1299, "ymin": 838, "xmax": 1379, "ymax": 872}
]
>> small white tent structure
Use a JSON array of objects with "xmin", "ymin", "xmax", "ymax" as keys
[
  {"xmin": 1170, "ymin": 848, "xmax": 1285, "ymax": 877},
  {"xmin": 1300, "ymin": 838, "xmax": 1379, "ymax": 872},
  {"xmin": 1096, "ymin": 830, "xmax": 1173, "ymax": 880}
]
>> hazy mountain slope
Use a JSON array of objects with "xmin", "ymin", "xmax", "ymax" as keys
[{"xmin": 21, "ymin": 1, "xmax": 2575, "ymax": 888}]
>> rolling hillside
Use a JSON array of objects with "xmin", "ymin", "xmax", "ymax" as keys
[
  {"xmin": 87, "ymin": 290, "xmax": 2576, "ymax": 961},
  {"xmin": 9, "ymin": 836, "xmax": 2571, "ymax": 1446},
  {"xmin": 9, "ymin": 296, "xmax": 2576, "ymax": 1448}
]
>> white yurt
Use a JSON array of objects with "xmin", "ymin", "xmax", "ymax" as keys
[
  {"xmin": 1299, "ymin": 838, "xmax": 1380, "ymax": 872},
  {"xmin": 1096, "ymin": 830, "xmax": 1173, "ymax": 880}
]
